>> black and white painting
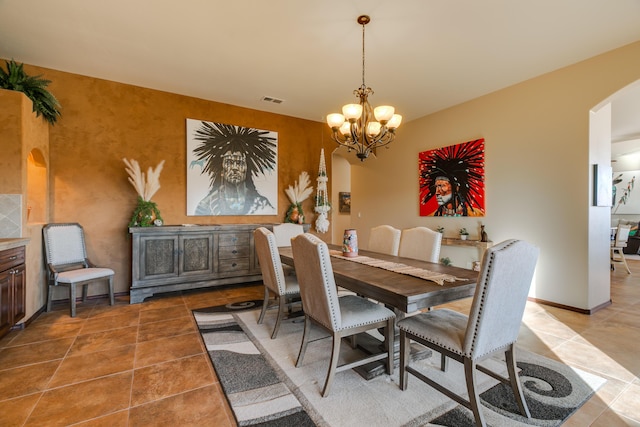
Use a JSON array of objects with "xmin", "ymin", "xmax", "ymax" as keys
[{"xmin": 186, "ymin": 119, "xmax": 278, "ymax": 216}]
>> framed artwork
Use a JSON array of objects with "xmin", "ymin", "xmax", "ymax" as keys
[
  {"xmin": 612, "ymin": 170, "xmax": 638, "ymax": 214},
  {"xmin": 419, "ymin": 138, "xmax": 485, "ymax": 217},
  {"xmin": 593, "ymin": 164, "xmax": 612, "ymax": 207},
  {"xmin": 339, "ymin": 192, "xmax": 351, "ymax": 213},
  {"xmin": 186, "ymin": 119, "xmax": 278, "ymax": 216}
]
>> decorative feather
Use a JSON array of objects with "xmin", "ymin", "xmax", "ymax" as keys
[
  {"xmin": 123, "ymin": 158, "xmax": 165, "ymax": 201},
  {"xmin": 285, "ymin": 171, "xmax": 313, "ymax": 204}
]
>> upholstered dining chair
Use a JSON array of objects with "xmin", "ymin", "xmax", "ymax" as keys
[
  {"xmin": 291, "ymin": 233, "xmax": 396, "ymax": 397},
  {"xmin": 254, "ymin": 227, "xmax": 301, "ymax": 339},
  {"xmin": 368, "ymin": 224, "xmax": 401, "ymax": 256},
  {"xmin": 398, "ymin": 226, "xmax": 442, "ymax": 263},
  {"xmin": 398, "ymin": 239, "xmax": 539, "ymax": 427},
  {"xmin": 42, "ymin": 223, "xmax": 115, "ymax": 317},
  {"xmin": 272, "ymin": 223, "xmax": 304, "ymax": 247},
  {"xmin": 611, "ymin": 223, "xmax": 632, "ymax": 274}
]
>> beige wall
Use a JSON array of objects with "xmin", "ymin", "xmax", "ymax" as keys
[
  {"xmin": 350, "ymin": 41, "xmax": 640, "ymax": 311},
  {"xmin": 3, "ymin": 64, "xmax": 331, "ymax": 305}
]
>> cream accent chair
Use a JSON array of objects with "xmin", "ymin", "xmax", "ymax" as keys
[
  {"xmin": 398, "ymin": 239, "xmax": 539, "ymax": 427},
  {"xmin": 254, "ymin": 227, "xmax": 301, "ymax": 339},
  {"xmin": 611, "ymin": 223, "xmax": 632, "ymax": 274},
  {"xmin": 368, "ymin": 225, "xmax": 401, "ymax": 256},
  {"xmin": 272, "ymin": 223, "xmax": 304, "ymax": 247},
  {"xmin": 398, "ymin": 226, "xmax": 442, "ymax": 263},
  {"xmin": 292, "ymin": 233, "xmax": 396, "ymax": 397},
  {"xmin": 43, "ymin": 223, "xmax": 115, "ymax": 317}
]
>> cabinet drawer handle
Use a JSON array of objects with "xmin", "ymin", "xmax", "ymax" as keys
[
  {"xmin": 232, "ymin": 262, "xmax": 237, "ymax": 267},
  {"xmin": 9, "ymin": 256, "xmax": 17, "ymax": 260},
  {"xmin": 232, "ymin": 250, "xmax": 238, "ymax": 254}
]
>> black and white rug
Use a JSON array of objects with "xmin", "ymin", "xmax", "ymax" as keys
[{"xmin": 193, "ymin": 302, "xmax": 605, "ymax": 427}]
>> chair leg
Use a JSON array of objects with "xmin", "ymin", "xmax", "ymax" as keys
[
  {"xmin": 271, "ymin": 295, "xmax": 286, "ymax": 339},
  {"xmin": 46, "ymin": 283, "xmax": 54, "ymax": 312},
  {"xmin": 322, "ymin": 333, "xmax": 342, "ymax": 397},
  {"xmin": 257, "ymin": 287, "xmax": 270, "ymax": 324},
  {"xmin": 506, "ymin": 346, "xmax": 531, "ymax": 418},
  {"xmin": 440, "ymin": 352, "xmax": 449, "ymax": 371},
  {"xmin": 296, "ymin": 315, "xmax": 312, "ymax": 368},
  {"xmin": 620, "ymin": 252, "xmax": 632, "ymax": 274},
  {"xmin": 69, "ymin": 283, "xmax": 77, "ymax": 318},
  {"xmin": 399, "ymin": 330, "xmax": 410, "ymax": 390},
  {"xmin": 108, "ymin": 276, "xmax": 115, "ymax": 306},
  {"xmin": 464, "ymin": 358, "xmax": 486, "ymax": 427},
  {"xmin": 81, "ymin": 283, "xmax": 88, "ymax": 302}
]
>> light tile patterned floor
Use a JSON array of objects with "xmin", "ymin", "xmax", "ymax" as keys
[{"xmin": 0, "ymin": 263, "xmax": 638, "ymax": 426}]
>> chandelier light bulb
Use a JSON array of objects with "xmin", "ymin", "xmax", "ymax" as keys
[
  {"xmin": 374, "ymin": 106, "xmax": 395, "ymax": 122},
  {"xmin": 387, "ymin": 114, "xmax": 403, "ymax": 129},
  {"xmin": 339, "ymin": 121, "xmax": 351, "ymax": 136},
  {"xmin": 342, "ymin": 103, "xmax": 363, "ymax": 121},
  {"xmin": 326, "ymin": 113, "xmax": 346, "ymax": 129},
  {"xmin": 366, "ymin": 121, "xmax": 381, "ymax": 137}
]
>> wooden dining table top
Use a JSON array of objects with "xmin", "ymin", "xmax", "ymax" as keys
[{"xmin": 279, "ymin": 244, "xmax": 479, "ymax": 313}]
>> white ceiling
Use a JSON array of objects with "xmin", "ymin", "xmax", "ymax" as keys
[{"xmin": 1, "ymin": 0, "xmax": 639, "ymax": 139}]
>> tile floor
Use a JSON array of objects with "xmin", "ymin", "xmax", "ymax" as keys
[{"xmin": 0, "ymin": 263, "xmax": 639, "ymax": 426}]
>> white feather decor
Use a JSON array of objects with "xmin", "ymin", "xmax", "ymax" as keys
[
  {"xmin": 123, "ymin": 158, "xmax": 165, "ymax": 201},
  {"xmin": 285, "ymin": 171, "xmax": 313, "ymax": 205}
]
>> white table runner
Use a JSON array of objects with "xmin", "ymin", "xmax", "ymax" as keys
[{"xmin": 329, "ymin": 250, "xmax": 468, "ymax": 286}]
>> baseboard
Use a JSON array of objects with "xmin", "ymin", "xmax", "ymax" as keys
[{"xmin": 527, "ymin": 297, "xmax": 612, "ymax": 315}]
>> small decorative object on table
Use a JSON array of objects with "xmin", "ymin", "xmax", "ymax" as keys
[
  {"xmin": 124, "ymin": 158, "xmax": 165, "ymax": 227},
  {"xmin": 480, "ymin": 224, "xmax": 489, "ymax": 242},
  {"xmin": 284, "ymin": 171, "xmax": 313, "ymax": 224},
  {"xmin": 342, "ymin": 229, "xmax": 358, "ymax": 257},
  {"xmin": 459, "ymin": 227, "xmax": 469, "ymax": 240},
  {"xmin": 436, "ymin": 226, "xmax": 444, "ymax": 234}
]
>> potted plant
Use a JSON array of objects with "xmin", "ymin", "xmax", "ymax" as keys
[
  {"xmin": 459, "ymin": 228, "xmax": 469, "ymax": 240},
  {"xmin": 0, "ymin": 59, "xmax": 61, "ymax": 124}
]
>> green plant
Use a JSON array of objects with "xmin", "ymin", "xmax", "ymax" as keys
[
  {"xmin": 128, "ymin": 197, "xmax": 163, "ymax": 227},
  {"xmin": 440, "ymin": 257, "xmax": 452, "ymax": 266},
  {"xmin": 0, "ymin": 59, "xmax": 61, "ymax": 124},
  {"xmin": 459, "ymin": 228, "xmax": 469, "ymax": 235}
]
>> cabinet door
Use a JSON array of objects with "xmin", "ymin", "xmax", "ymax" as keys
[
  {"xmin": 12, "ymin": 265, "xmax": 26, "ymax": 324},
  {"xmin": 138, "ymin": 235, "xmax": 180, "ymax": 281},
  {"xmin": 180, "ymin": 233, "xmax": 214, "ymax": 276},
  {"xmin": 0, "ymin": 270, "xmax": 11, "ymax": 338}
]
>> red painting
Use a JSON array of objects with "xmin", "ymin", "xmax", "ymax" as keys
[{"xmin": 419, "ymin": 138, "xmax": 485, "ymax": 216}]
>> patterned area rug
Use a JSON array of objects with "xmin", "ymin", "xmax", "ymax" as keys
[
  {"xmin": 193, "ymin": 300, "xmax": 316, "ymax": 426},
  {"xmin": 193, "ymin": 302, "xmax": 606, "ymax": 427}
]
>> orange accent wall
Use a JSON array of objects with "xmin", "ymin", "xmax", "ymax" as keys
[{"xmin": 19, "ymin": 64, "xmax": 331, "ymax": 297}]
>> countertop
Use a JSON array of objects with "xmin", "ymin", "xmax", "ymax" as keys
[{"xmin": 0, "ymin": 238, "xmax": 31, "ymax": 251}]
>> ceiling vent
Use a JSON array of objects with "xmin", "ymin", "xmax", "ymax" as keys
[{"xmin": 261, "ymin": 96, "xmax": 284, "ymax": 104}]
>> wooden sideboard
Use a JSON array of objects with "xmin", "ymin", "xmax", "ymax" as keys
[
  {"xmin": 0, "ymin": 240, "xmax": 27, "ymax": 338},
  {"xmin": 128, "ymin": 224, "xmax": 277, "ymax": 303}
]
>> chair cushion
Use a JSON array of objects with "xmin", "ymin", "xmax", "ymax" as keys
[
  {"xmin": 397, "ymin": 309, "xmax": 468, "ymax": 356},
  {"xmin": 337, "ymin": 295, "xmax": 395, "ymax": 331},
  {"xmin": 282, "ymin": 274, "xmax": 301, "ymax": 295},
  {"xmin": 56, "ymin": 267, "xmax": 114, "ymax": 284}
]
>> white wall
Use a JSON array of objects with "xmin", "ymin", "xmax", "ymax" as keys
[{"xmin": 346, "ymin": 41, "xmax": 640, "ymax": 311}]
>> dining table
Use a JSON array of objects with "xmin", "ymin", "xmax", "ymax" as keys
[{"xmin": 278, "ymin": 243, "xmax": 480, "ymax": 379}]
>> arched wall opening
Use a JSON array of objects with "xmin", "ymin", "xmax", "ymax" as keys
[{"xmin": 27, "ymin": 148, "xmax": 48, "ymax": 224}]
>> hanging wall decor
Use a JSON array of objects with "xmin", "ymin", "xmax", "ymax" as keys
[
  {"xmin": 314, "ymin": 149, "xmax": 331, "ymax": 233},
  {"xmin": 185, "ymin": 119, "xmax": 278, "ymax": 216},
  {"xmin": 419, "ymin": 138, "xmax": 485, "ymax": 217}
]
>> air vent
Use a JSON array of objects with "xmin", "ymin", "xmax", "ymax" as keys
[{"xmin": 261, "ymin": 96, "xmax": 284, "ymax": 104}]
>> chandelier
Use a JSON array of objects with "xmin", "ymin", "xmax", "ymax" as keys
[{"xmin": 326, "ymin": 15, "xmax": 402, "ymax": 161}]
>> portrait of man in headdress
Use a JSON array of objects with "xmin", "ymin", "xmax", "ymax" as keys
[
  {"xmin": 419, "ymin": 138, "xmax": 485, "ymax": 217},
  {"xmin": 186, "ymin": 119, "xmax": 277, "ymax": 216}
]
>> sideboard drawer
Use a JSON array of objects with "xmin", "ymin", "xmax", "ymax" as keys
[
  {"xmin": 218, "ymin": 245, "xmax": 251, "ymax": 259},
  {"xmin": 218, "ymin": 258, "xmax": 250, "ymax": 273},
  {"xmin": 218, "ymin": 233, "xmax": 250, "ymax": 247}
]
